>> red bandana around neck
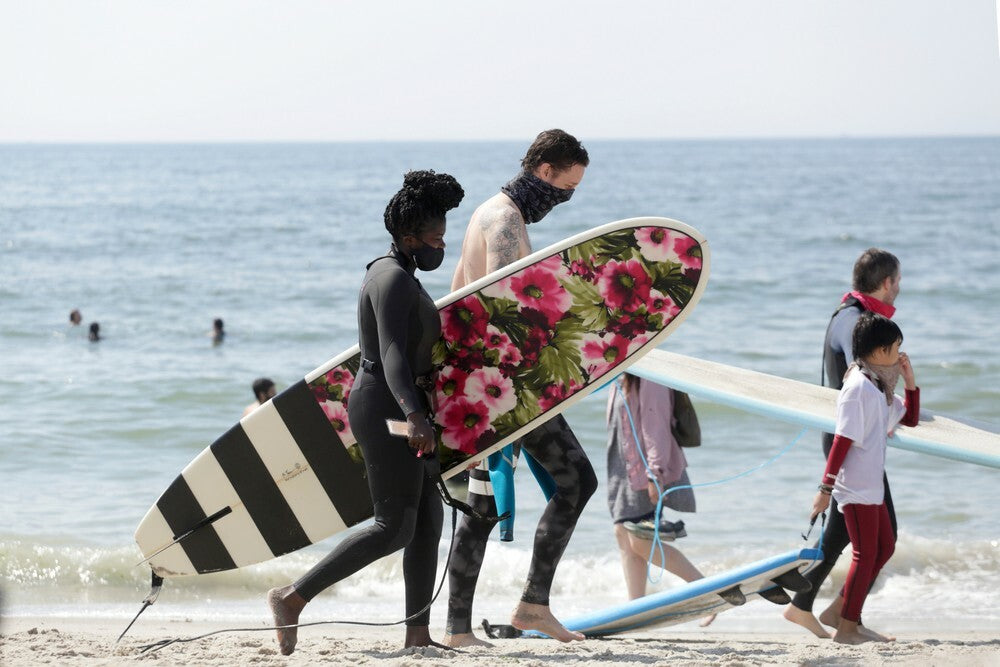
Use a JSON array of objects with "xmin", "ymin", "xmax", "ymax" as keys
[{"xmin": 844, "ymin": 291, "xmax": 895, "ymax": 319}]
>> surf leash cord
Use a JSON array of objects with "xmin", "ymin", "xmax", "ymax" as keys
[
  {"xmin": 615, "ymin": 378, "xmax": 811, "ymax": 584},
  {"xmin": 131, "ymin": 469, "xmax": 511, "ymax": 656}
]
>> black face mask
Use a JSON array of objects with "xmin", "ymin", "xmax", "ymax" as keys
[
  {"xmin": 500, "ymin": 170, "xmax": 575, "ymax": 224},
  {"xmin": 412, "ymin": 242, "xmax": 445, "ymax": 271}
]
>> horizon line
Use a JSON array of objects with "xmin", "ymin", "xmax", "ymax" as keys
[{"xmin": 2, "ymin": 133, "xmax": 999, "ymax": 146}]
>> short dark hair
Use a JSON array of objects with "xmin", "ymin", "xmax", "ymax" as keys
[
  {"xmin": 853, "ymin": 248, "xmax": 899, "ymax": 294},
  {"xmin": 383, "ymin": 170, "xmax": 464, "ymax": 241},
  {"xmin": 521, "ymin": 129, "xmax": 589, "ymax": 173},
  {"xmin": 852, "ymin": 311, "xmax": 903, "ymax": 361},
  {"xmin": 252, "ymin": 377, "xmax": 275, "ymax": 400}
]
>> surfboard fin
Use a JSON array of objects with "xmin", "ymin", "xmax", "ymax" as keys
[
  {"xmin": 717, "ymin": 585, "xmax": 746, "ymax": 606},
  {"xmin": 771, "ymin": 569, "xmax": 812, "ymax": 594},
  {"xmin": 757, "ymin": 586, "xmax": 792, "ymax": 605},
  {"xmin": 117, "ymin": 571, "xmax": 164, "ymax": 643},
  {"xmin": 481, "ymin": 619, "xmax": 523, "ymax": 639}
]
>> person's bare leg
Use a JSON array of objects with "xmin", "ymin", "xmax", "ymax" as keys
[
  {"xmin": 442, "ymin": 632, "xmax": 492, "ymax": 648},
  {"xmin": 629, "ymin": 535, "xmax": 703, "ymax": 583},
  {"xmin": 782, "ymin": 604, "xmax": 832, "ymax": 638},
  {"xmin": 614, "ymin": 524, "xmax": 649, "ymax": 600},
  {"xmin": 626, "ymin": 533, "xmax": 718, "ymax": 626},
  {"xmin": 268, "ymin": 586, "xmax": 307, "ymax": 656},
  {"xmin": 404, "ymin": 625, "xmax": 455, "ymax": 650},
  {"xmin": 819, "ymin": 593, "xmax": 844, "ymax": 629},
  {"xmin": 511, "ymin": 601, "xmax": 585, "ymax": 642}
]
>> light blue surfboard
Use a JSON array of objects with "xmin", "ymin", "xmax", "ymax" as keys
[
  {"xmin": 630, "ymin": 350, "xmax": 1000, "ymax": 470},
  {"xmin": 523, "ymin": 548, "xmax": 822, "ymax": 637}
]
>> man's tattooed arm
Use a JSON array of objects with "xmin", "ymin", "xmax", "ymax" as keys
[{"xmin": 483, "ymin": 208, "xmax": 527, "ymax": 274}]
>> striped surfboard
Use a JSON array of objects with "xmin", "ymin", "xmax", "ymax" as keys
[{"xmin": 135, "ymin": 217, "xmax": 711, "ymax": 577}]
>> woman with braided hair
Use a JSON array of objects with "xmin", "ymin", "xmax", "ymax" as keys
[{"xmin": 268, "ymin": 170, "xmax": 464, "ymax": 654}]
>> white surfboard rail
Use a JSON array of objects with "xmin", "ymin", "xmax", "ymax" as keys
[{"xmin": 631, "ymin": 349, "xmax": 1000, "ymax": 470}]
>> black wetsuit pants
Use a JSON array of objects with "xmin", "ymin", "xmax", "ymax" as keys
[
  {"xmin": 293, "ymin": 376, "xmax": 443, "ymax": 626},
  {"xmin": 791, "ymin": 433, "xmax": 898, "ymax": 613},
  {"xmin": 445, "ymin": 414, "xmax": 598, "ymax": 635}
]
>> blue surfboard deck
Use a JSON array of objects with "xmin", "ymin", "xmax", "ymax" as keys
[
  {"xmin": 525, "ymin": 548, "xmax": 822, "ymax": 637},
  {"xmin": 630, "ymin": 349, "xmax": 1000, "ymax": 470}
]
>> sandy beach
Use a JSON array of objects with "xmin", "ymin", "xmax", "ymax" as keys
[{"xmin": 3, "ymin": 615, "xmax": 998, "ymax": 666}]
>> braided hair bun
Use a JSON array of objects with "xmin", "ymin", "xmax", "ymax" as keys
[{"xmin": 384, "ymin": 170, "xmax": 464, "ymax": 240}]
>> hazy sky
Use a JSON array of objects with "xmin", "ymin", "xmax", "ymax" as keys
[{"xmin": 2, "ymin": 0, "xmax": 999, "ymax": 141}]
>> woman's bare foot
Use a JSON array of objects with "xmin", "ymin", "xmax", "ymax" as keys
[
  {"xmin": 404, "ymin": 625, "xmax": 456, "ymax": 650},
  {"xmin": 699, "ymin": 613, "xmax": 718, "ymax": 628},
  {"xmin": 267, "ymin": 586, "xmax": 306, "ymax": 656},
  {"xmin": 782, "ymin": 605, "xmax": 832, "ymax": 638},
  {"xmin": 442, "ymin": 632, "xmax": 493, "ymax": 648},
  {"xmin": 511, "ymin": 601, "xmax": 584, "ymax": 642}
]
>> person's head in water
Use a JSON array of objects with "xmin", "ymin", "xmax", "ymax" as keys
[
  {"xmin": 383, "ymin": 170, "xmax": 464, "ymax": 272},
  {"xmin": 213, "ymin": 318, "xmax": 225, "ymax": 344},
  {"xmin": 503, "ymin": 129, "xmax": 589, "ymax": 223},
  {"xmin": 69, "ymin": 309, "xmax": 82, "ymax": 326},
  {"xmin": 88, "ymin": 322, "xmax": 101, "ymax": 342},
  {"xmin": 853, "ymin": 248, "xmax": 901, "ymax": 305},
  {"xmin": 252, "ymin": 377, "xmax": 276, "ymax": 404}
]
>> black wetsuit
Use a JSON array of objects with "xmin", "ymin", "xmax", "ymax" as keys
[
  {"xmin": 293, "ymin": 247, "xmax": 443, "ymax": 627},
  {"xmin": 791, "ymin": 298, "xmax": 898, "ymax": 613},
  {"xmin": 446, "ymin": 414, "xmax": 598, "ymax": 635}
]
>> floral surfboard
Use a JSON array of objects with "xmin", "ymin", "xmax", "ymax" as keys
[{"xmin": 136, "ymin": 218, "xmax": 710, "ymax": 576}]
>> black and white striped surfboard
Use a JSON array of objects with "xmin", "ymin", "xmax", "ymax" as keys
[{"xmin": 135, "ymin": 217, "xmax": 711, "ymax": 577}]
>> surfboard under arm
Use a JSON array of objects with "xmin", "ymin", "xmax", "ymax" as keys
[{"xmin": 630, "ymin": 349, "xmax": 1000, "ymax": 470}]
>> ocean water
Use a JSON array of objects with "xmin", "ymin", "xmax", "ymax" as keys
[{"xmin": 1, "ymin": 138, "xmax": 998, "ymax": 634}]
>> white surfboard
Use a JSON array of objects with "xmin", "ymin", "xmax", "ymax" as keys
[
  {"xmin": 521, "ymin": 548, "xmax": 822, "ymax": 636},
  {"xmin": 630, "ymin": 350, "xmax": 1000, "ymax": 469}
]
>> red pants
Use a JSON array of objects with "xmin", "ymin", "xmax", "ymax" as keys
[{"xmin": 842, "ymin": 502, "xmax": 895, "ymax": 622}]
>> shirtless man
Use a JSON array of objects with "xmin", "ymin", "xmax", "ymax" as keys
[{"xmin": 444, "ymin": 129, "xmax": 598, "ymax": 646}]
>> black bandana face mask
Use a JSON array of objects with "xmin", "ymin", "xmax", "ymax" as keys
[{"xmin": 500, "ymin": 170, "xmax": 575, "ymax": 224}]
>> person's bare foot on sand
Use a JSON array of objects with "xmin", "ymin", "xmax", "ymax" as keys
[
  {"xmin": 858, "ymin": 624, "xmax": 895, "ymax": 642},
  {"xmin": 405, "ymin": 625, "xmax": 456, "ymax": 650},
  {"xmin": 783, "ymin": 605, "xmax": 832, "ymax": 638},
  {"xmin": 268, "ymin": 586, "xmax": 306, "ymax": 656},
  {"xmin": 699, "ymin": 613, "xmax": 718, "ymax": 627},
  {"xmin": 443, "ymin": 632, "xmax": 493, "ymax": 648},
  {"xmin": 833, "ymin": 619, "xmax": 890, "ymax": 645},
  {"xmin": 511, "ymin": 601, "xmax": 584, "ymax": 642}
]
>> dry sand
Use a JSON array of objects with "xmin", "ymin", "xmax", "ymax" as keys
[{"xmin": 2, "ymin": 615, "xmax": 998, "ymax": 666}]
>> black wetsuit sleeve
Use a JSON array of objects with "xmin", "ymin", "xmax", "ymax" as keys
[{"xmin": 370, "ymin": 268, "xmax": 424, "ymax": 417}]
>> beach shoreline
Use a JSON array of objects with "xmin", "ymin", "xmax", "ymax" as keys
[{"xmin": 3, "ymin": 615, "xmax": 998, "ymax": 666}]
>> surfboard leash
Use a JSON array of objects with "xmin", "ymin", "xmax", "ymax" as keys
[{"xmin": 129, "ymin": 497, "xmax": 493, "ymax": 656}]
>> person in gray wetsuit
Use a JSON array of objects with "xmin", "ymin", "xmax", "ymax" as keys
[{"xmin": 267, "ymin": 170, "xmax": 464, "ymax": 654}]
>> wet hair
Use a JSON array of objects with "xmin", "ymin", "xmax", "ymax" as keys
[
  {"xmin": 69, "ymin": 309, "xmax": 82, "ymax": 324},
  {"xmin": 88, "ymin": 321, "xmax": 101, "ymax": 341},
  {"xmin": 252, "ymin": 377, "xmax": 275, "ymax": 400},
  {"xmin": 852, "ymin": 311, "xmax": 903, "ymax": 361},
  {"xmin": 383, "ymin": 170, "xmax": 464, "ymax": 241},
  {"xmin": 853, "ymin": 248, "xmax": 899, "ymax": 294},
  {"xmin": 521, "ymin": 129, "xmax": 590, "ymax": 173},
  {"xmin": 214, "ymin": 318, "xmax": 224, "ymax": 330}
]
